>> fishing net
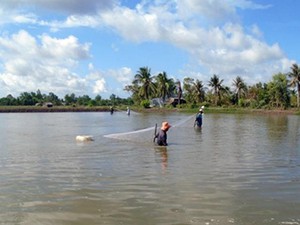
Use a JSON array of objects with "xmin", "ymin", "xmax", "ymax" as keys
[{"xmin": 103, "ymin": 114, "xmax": 195, "ymax": 143}]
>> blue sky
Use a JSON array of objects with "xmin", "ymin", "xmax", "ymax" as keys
[{"xmin": 0, "ymin": 0, "xmax": 299, "ymax": 99}]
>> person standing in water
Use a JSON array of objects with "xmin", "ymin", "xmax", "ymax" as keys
[
  {"xmin": 155, "ymin": 121, "xmax": 171, "ymax": 146},
  {"xmin": 194, "ymin": 108, "xmax": 203, "ymax": 128},
  {"xmin": 126, "ymin": 106, "xmax": 130, "ymax": 116},
  {"xmin": 110, "ymin": 106, "xmax": 114, "ymax": 115}
]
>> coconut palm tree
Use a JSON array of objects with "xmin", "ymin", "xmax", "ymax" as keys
[
  {"xmin": 182, "ymin": 78, "xmax": 205, "ymax": 103},
  {"xmin": 155, "ymin": 71, "xmax": 174, "ymax": 102},
  {"xmin": 288, "ymin": 63, "xmax": 300, "ymax": 107},
  {"xmin": 232, "ymin": 76, "xmax": 247, "ymax": 104},
  {"xmin": 133, "ymin": 67, "xmax": 156, "ymax": 100},
  {"xmin": 194, "ymin": 79, "xmax": 205, "ymax": 103},
  {"xmin": 208, "ymin": 74, "xmax": 224, "ymax": 105}
]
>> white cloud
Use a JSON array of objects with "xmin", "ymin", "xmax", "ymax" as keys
[
  {"xmin": 93, "ymin": 78, "xmax": 107, "ymax": 94},
  {"xmin": 0, "ymin": 1, "xmax": 295, "ymax": 98},
  {"xmin": 107, "ymin": 67, "xmax": 132, "ymax": 83},
  {"xmin": 0, "ymin": 30, "xmax": 95, "ymax": 97}
]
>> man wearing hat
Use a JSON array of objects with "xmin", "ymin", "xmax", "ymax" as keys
[
  {"xmin": 155, "ymin": 121, "xmax": 171, "ymax": 146},
  {"xmin": 195, "ymin": 108, "xmax": 203, "ymax": 128}
]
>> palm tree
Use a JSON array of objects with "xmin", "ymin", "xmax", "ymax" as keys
[
  {"xmin": 133, "ymin": 67, "xmax": 156, "ymax": 100},
  {"xmin": 208, "ymin": 74, "xmax": 224, "ymax": 105},
  {"xmin": 194, "ymin": 79, "xmax": 205, "ymax": 103},
  {"xmin": 232, "ymin": 76, "xmax": 247, "ymax": 104},
  {"xmin": 182, "ymin": 78, "xmax": 205, "ymax": 103},
  {"xmin": 288, "ymin": 63, "xmax": 300, "ymax": 107},
  {"xmin": 155, "ymin": 71, "xmax": 174, "ymax": 102}
]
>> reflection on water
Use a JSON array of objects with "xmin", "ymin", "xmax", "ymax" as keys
[{"xmin": 0, "ymin": 112, "xmax": 300, "ymax": 225}]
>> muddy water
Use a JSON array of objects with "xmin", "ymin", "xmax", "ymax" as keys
[{"xmin": 0, "ymin": 112, "xmax": 300, "ymax": 225}]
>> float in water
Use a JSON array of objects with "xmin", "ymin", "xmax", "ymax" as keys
[{"xmin": 76, "ymin": 135, "xmax": 94, "ymax": 142}]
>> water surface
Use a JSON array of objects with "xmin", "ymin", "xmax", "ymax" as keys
[{"xmin": 0, "ymin": 112, "xmax": 300, "ymax": 225}]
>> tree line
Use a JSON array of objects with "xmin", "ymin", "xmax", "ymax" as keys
[
  {"xmin": 0, "ymin": 91, "xmax": 133, "ymax": 107},
  {"xmin": 1, "ymin": 63, "xmax": 300, "ymax": 109},
  {"xmin": 124, "ymin": 63, "xmax": 300, "ymax": 109}
]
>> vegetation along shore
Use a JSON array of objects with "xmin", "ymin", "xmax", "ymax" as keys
[
  {"xmin": 0, "ymin": 105, "xmax": 299, "ymax": 115},
  {"xmin": 1, "ymin": 64, "xmax": 300, "ymax": 115}
]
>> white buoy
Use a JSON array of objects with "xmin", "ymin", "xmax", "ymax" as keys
[{"xmin": 76, "ymin": 135, "xmax": 94, "ymax": 142}]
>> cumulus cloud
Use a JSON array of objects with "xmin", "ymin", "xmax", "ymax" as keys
[
  {"xmin": 0, "ymin": 0, "xmax": 295, "ymax": 98},
  {"xmin": 94, "ymin": 1, "xmax": 291, "ymax": 85},
  {"xmin": 0, "ymin": 30, "xmax": 94, "ymax": 97},
  {"xmin": 88, "ymin": 66, "xmax": 132, "ymax": 96},
  {"xmin": 93, "ymin": 78, "xmax": 107, "ymax": 94}
]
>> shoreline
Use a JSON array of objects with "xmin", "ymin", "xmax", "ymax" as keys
[{"xmin": 0, "ymin": 106, "xmax": 299, "ymax": 115}]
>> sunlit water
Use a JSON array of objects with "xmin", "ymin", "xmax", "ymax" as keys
[{"xmin": 0, "ymin": 111, "xmax": 300, "ymax": 225}]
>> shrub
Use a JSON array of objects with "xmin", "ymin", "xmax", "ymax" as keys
[{"xmin": 140, "ymin": 100, "xmax": 150, "ymax": 108}]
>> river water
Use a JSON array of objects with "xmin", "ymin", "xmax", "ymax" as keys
[{"xmin": 0, "ymin": 111, "xmax": 300, "ymax": 225}]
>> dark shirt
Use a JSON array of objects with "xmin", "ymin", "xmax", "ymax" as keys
[
  {"xmin": 156, "ymin": 129, "xmax": 168, "ymax": 146},
  {"xmin": 195, "ymin": 113, "xmax": 203, "ymax": 127}
]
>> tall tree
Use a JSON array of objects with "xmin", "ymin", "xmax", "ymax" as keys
[
  {"xmin": 133, "ymin": 67, "xmax": 156, "ymax": 100},
  {"xmin": 194, "ymin": 79, "xmax": 205, "ymax": 103},
  {"xmin": 18, "ymin": 92, "xmax": 36, "ymax": 105},
  {"xmin": 232, "ymin": 76, "xmax": 247, "ymax": 104},
  {"xmin": 208, "ymin": 74, "xmax": 224, "ymax": 105},
  {"xmin": 268, "ymin": 73, "xmax": 290, "ymax": 108},
  {"xmin": 288, "ymin": 63, "xmax": 300, "ymax": 107},
  {"xmin": 183, "ymin": 78, "xmax": 205, "ymax": 103},
  {"xmin": 155, "ymin": 71, "xmax": 174, "ymax": 101},
  {"xmin": 64, "ymin": 93, "xmax": 77, "ymax": 105}
]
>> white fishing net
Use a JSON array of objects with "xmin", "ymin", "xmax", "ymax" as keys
[{"xmin": 103, "ymin": 114, "xmax": 195, "ymax": 143}]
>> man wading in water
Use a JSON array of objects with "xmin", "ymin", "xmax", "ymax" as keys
[
  {"xmin": 155, "ymin": 122, "xmax": 171, "ymax": 146},
  {"xmin": 194, "ymin": 108, "xmax": 203, "ymax": 128}
]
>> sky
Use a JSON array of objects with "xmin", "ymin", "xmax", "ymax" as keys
[{"xmin": 0, "ymin": 0, "xmax": 299, "ymax": 99}]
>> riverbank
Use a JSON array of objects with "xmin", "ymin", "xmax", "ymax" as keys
[{"xmin": 0, "ymin": 105, "xmax": 299, "ymax": 115}]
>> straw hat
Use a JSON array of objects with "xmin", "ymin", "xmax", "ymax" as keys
[{"xmin": 161, "ymin": 121, "xmax": 171, "ymax": 130}]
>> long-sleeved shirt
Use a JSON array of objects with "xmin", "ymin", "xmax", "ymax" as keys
[
  {"xmin": 195, "ymin": 113, "xmax": 203, "ymax": 127},
  {"xmin": 156, "ymin": 129, "xmax": 168, "ymax": 146}
]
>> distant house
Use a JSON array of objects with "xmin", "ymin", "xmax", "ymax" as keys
[
  {"xmin": 150, "ymin": 97, "xmax": 186, "ymax": 107},
  {"xmin": 150, "ymin": 98, "xmax": 165, "ymax": 108},
  {"xmin": 43, "ymin": 102, "xmax": 53, "ymax": 107}
]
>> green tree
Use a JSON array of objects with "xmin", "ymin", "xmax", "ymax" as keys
[
  {"xmin": 18, "ymin": 92, "xmax": 36, "ymax": 105},
  {"xmin": 183, "ymin": 77, "xmax": 205, "ymax": 103},
  {"xmin": 208, "ymin": 74, "xmax": 224, "ymax": 105},
  {"xmin": 247, "ymin": 82, "xmax": 269, "ymax": 108},
  {"xmin": 133, "ymin": 67, "xmax": 156, "ymax": 100},
  {"xmin": 267, "ymin": 73, "xmax": 290, "ymax": 108},
  {"xmin": 155, "ymin": 71, "xmax": 175, "ymax": 101},
  {"xmin": 124, "ymin": 83, "xmax": 141, "ymax": 103},
  {"xmin": 77, "ymin": 95, "xmax": 91, "ymax": 106},
  {"xmin": 193, "ymin": 79, "xmax": 205, "ymax": 103},
  {"xmin": 64, "ymin": 93, "xmax": 77, "ymax": 105},
  {"xmin": 94, "ymin": 94, "xmax": 102, "ymax": 106},
  {"xmin": 232, "ymin": 76, "xmax": 247, "ymax": 105},
  {"xmin": 0, "ymin": 94, "xmax": 17, "ymax": 106},
  {"xmin": 288, "ymin": 63, "xmax": 300, "ymax": 107},
  {"xmin": 45, "ymin": 92, "xmax": 61, "ymax": 105}
]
